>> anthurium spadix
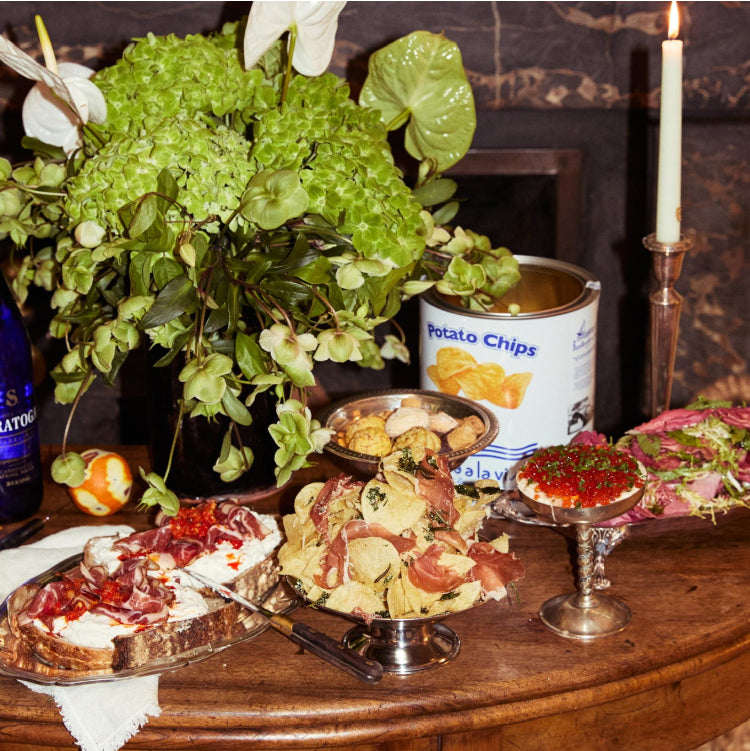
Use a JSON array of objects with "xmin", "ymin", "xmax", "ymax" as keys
[
  {"xmin": 0, "ymin": 17, "xmax": 105, "ymax": 153},
  {"xmin": 243, "ymin": 0, "xmax": 346, "ymax": 76}
]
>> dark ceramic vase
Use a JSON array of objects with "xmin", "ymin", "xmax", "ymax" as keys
[{"xmin": 146, "ymin": 350, "xmax": 278, "ymax": 500}]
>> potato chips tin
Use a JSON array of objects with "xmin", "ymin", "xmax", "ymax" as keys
[{"xmin": 419, "ymin": 256, "xmax": 601, "ymax": 488}]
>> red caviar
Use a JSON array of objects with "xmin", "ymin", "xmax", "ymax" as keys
[
  {"xmin": 518, "ymin": 444, "xmax": 643, "ymax": 508},
  {"xmin": 169, "ymin": 501, "xmax": 218, "ymax": 539}
]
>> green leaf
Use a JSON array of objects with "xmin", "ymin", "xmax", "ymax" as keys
[
  {"xmin": 156, "ymin": 168, "xmax": 179, "ymax": 205},
  {"xmin": 292, "ymin": 255, "xmax": 332, "ymax": 285},
  {"xmin": 129, "ymin": 194, "xmax": 160, "ymax": 238},
  {"xmin": 141, "ymin": 274, "xmax": 196, "ymax": 328},
  {"xmin": 635, "ymin": 433, "xmax": 661, "ymax": 458},
  {"xmin": 221, "ymin": 389, "xmax": 252, "ymax": 426},
  {"xmin": 235, "ymin": 331, "xmax": 268, "ymax": 380},
  {"xmin": 359, "ymin": 31, "xmax": 476, "ymax": 171}
]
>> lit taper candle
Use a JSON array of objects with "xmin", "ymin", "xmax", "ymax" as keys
[{"xmin": 655, "ymin": 1, "xmax": 683, "ymax": 244}]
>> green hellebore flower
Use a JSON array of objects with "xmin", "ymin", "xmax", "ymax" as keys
[
  {"xmin": 314, "ymin": 329, "xmax": 362, "ymax": 363},
  {"xmin": 179, "ymin": 353, "xmax": 233, "ymax": 404},
  {"xmin": 50, "ymin": 451, "xmax": 86, "ymax": 487},
  {"xmin": 138, "ymin": 470, "xmax": 180, "ymax": 516}
]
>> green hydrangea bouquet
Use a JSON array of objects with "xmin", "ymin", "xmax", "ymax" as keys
[{"xmin": 0, "ymin": 3, "xmax": 520, "ymax": 513}]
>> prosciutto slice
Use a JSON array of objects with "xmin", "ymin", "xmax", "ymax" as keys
[
  {"xmin": 415, "ymin": 451, "xmax": 459, "ymax": 528},
  {"xmin": 466, "ymin": 541, "xmax": 525, "ymax": 600},
  {"xmin": 406, "ymin": 544, "xmax": 467, "ymax": 594},
  {"xmin": 310, "ymin": 474, "xmax": 363, "ymax": 542},
  {"xmin": 314, "ymin": 518, "xmax": 417, "ymax": 589}
]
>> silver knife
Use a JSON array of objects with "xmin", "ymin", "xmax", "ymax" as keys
[{"xmin": 182, "ymin": 569, "xmax": 383, "ymax": 684}]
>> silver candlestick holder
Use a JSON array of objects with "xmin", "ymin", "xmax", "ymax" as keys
[{"xmin": 643, "ymin": 233, "xmax": 693, "ymax": 418}]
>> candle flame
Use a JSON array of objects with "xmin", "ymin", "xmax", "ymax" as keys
[{"xmin": 668, "ymin": 1, "xmax": 680, "ymax": 40}]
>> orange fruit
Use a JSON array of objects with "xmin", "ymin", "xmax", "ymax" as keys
[{"xmin": 68, "ymin": 449, "xmax": 133, "ymax": 516}]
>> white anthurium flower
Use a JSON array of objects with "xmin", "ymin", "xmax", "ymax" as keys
[
  {"xmin": 244, "ymin": 1, "xmax": 346, "ymax": 76},
  {"xmin": 0, "ymin": 31, "xmax": 106, "ymax": 154}
]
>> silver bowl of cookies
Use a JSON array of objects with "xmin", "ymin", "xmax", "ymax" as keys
[{"xmin": 318, "ymin": 389, "xmax": 499, "ymax": 476}]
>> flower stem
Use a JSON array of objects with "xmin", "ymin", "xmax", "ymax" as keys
[{"xmin": 281, "ymin": 24, "xmax": 298, "ymax": 104}]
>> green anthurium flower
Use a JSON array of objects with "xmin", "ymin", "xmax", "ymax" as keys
[
  {"xmin": 50, "ymin": 286, "xmax": 78, "ymax": 310},
  {"xmin": 50, "ymin": 451, "xmax": 86, "ymax": 487},
  {"xmin": 444, "ymin": 227, "xmax": 475, "ymax": 255},
  {"xmin": 91, "ymin": 324, "xmax": 117, "ymax": 373},
  {"xmin": 359, "ymin": 31, "xmax": 476, "ymax": 171},
  {"xmin": 240, "ymin": 169, "xmax": 309, "ymax": 230}
]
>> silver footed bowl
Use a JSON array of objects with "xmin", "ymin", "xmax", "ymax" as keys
[
  {"xmin": 318, "ymin": 388, "xmax": 499, "ymax": 477},
  {"xmin": 287, "ymin": 576, "xmax": 489, "ymax": 674},
  {"xmin": 516, "ymin": 476, "xmax": 646, "ymax": 640},
  {"xmin": 517, "ymin": 483, "xmax": 645, "ymax": 527}
]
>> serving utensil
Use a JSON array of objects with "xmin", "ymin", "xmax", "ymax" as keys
[{"xmin": 183, "ymin": 569, "xmax": 383, "ymax": 684}]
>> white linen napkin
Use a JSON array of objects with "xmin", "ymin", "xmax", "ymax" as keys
[{"xmin": 0, "ymin": 525, "xmax": 162, "ymax": 751}]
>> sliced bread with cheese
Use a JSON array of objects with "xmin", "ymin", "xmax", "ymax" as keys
[{"xmin": 9, "ymin": 499, "xmax": 281, "ymax": 673}]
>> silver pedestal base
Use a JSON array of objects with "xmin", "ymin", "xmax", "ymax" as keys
[
  {"xmin": 539, "ymin": 591, "xmax": 632, "ymax": 640},
  {"xmin": 343, "ymin": 621, "xmax": 460, "ymax": 674}
]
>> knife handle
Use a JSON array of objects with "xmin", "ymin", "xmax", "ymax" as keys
[
  {"xmin": 0, "ymin": 517, "xmax": 46, "ymax": 551},
  {"xmin": 286, "ymin": 621, "xmax": 383, "ymax": 684}
]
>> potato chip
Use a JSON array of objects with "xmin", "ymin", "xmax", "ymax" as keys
[
  {"xmin": 490, "ymin": 371, "xmax": 533, "ymax": 409},
  {"xmin": 452, "ymin": 490, "xmax": 490, "ymax": 538},
  {"xmin": 326, "ymin": 487, "xmax": 362, "ymax": 541},
  {"xmin": 454, "ymin": 362, "xmax": 505, "ymax": 402},
  {"xmin": 293, "ymin": 482, "xmax": 324, "ymax": 521},
  {"xmin": 325, "ymin": 581, "xmax": 386, "ymax": 616},
  {"xmin": 282, "ymin": 513, "xmax": 318, "ymax": 547},
  {"xmin": 347, "ymin": 537, "xmax": 401, "ymax": 591},
  {"xmin": 360, "ymin": 478, "xmax": 426, "ymax": 535},
  {"xmin": 385, "ymin": 573, "xmax": 412, "ymax": 618},
  {"xmin": 438, "ymin": 551, "xmax": 476, "ymax": 578},
  {"xmin": 401, "ymin": 565, "xmax": 442, "ymax": 615},
  {"xmin": 277, "ymin": 540, "xmax": 323, "ymax": 585},
  {"xmin": 436, "ymin": 347, "xmax": 477, "ymax": 381},
  {"xmin": 427, "ymin": 580, "xmax": 482, "ymax": 616}
]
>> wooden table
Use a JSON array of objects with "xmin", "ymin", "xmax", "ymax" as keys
[{"xmin": 1, "ymin": 445, "xmax": 749, "ymax": 751}]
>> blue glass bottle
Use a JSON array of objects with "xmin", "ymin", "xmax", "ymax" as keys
[{"xmin": 0, "ymin": 269, "xmax": 42, "ymax": 521}]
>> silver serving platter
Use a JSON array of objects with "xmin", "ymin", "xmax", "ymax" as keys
[
  {"xmin": 0, "ymin": 555, "xmax": 299, "ymax": 685},
  {"xmin": 318, "ymin": 388, "xmax": 499, "ymax": 476}
]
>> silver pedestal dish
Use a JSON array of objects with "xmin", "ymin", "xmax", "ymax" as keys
[{"xmin": 517, "ymin": 485, "xmax": 644, "ymax": 640}]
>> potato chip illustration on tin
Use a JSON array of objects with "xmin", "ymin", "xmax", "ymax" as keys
[
  {"xmin": 426, "ymin": 346, "xmax": 532, "ymax": 410},
  {"xmin": 490, "ymin": 372, "xmax": 533, "ymax": 409},
  {"xmin": 426, "ymin": 364, "xmax": 461, "ymax": 395},
  {"xmin": 435, "ymin": 347, "xmax": 477, "ymax": 380},
  {"xmin": 454, "ymin": 362, "xmax": 505, "ymax": 402}
]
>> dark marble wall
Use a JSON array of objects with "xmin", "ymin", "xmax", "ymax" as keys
[{"xmin": 0, "ymin": 2, "xmax": 748, "ymax": 444}]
